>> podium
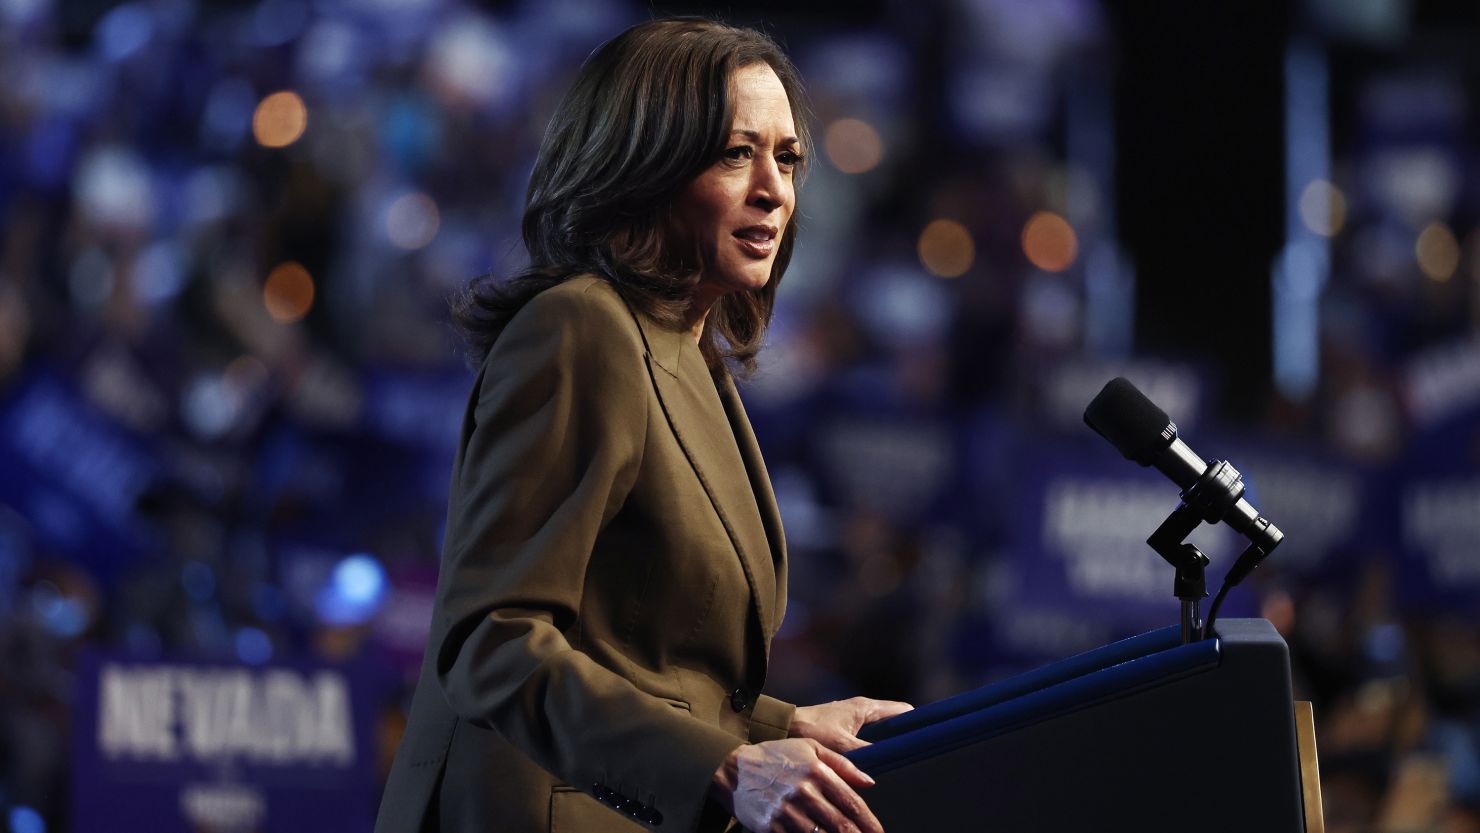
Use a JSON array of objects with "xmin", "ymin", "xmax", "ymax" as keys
[{"xmin": 849, "ymin": 619, "xmax": 1323, "ymax": 832}]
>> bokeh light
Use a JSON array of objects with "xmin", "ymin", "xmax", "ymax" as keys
[
  {"xmin": 263, "ymin": 261, "xmax": 314, "ymax": 322},
  {"xmin": 234, "ymin": 626, "xmax": 273, "ymax": 664},
  {"xmin": 824, "ymin": 118, "xmax": 885, "ymax": 175},
  {"xmin": 315, "ymin": 553, "xmax": 388, "ymax": 626},
  {"xmin": 385, "ymin": 192, "xmax": 441, "ymax": 250},
  {"xmin": 7, "ymin": 806, "xmax": 44, "ymax": 833},
  {"xmin": 1416, "ymin": 222, "xmax": 1459, "ymax": 282},
  {"xmin": 74, "ymin": 145, "xmax": 157, "ymax": 232},
  {"xmin": 1298, "ymin": 179, "xmax": 1348, "ymax": 237},
  {"xmin": 30, "ymin": 581, "xmax": 88, "ymax": 638},
  {"xmin": 917, "ymin": 219, "xmax": 975, "ymax": 278},
  {"xmin": 131, "ymin": 241, "xmax": 185, "ymax": 305},
  {"xmin": 425, "ymin": 13, "xmax": 516, "ymax": 111},
  {"xmin": 252, "ymin": 91, "xmax": 308, "ymax": 148},
  {"xmin": 96, "ymin": 4, "xmax": 154, "ymax": 62},
  {"xmin": 1021, "ymin": 211, "xmax": 1078, "ymax": 272}
]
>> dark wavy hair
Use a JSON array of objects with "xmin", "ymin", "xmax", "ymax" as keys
[{"xmin": 450, "ymin": 18, "xmax": 811, "ymax": 373}]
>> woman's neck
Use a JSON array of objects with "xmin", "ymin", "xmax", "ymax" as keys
[{"xmin": 685, "ymin": 283, "xmax": 724, "ymax": 345}]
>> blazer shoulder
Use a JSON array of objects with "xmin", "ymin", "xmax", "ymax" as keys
[
  {"xmin": 502, "ymin": 275, "xmax": 644, "ymax": 354},
  {"xmin": 480, "ymin": 276, "xmax": 651, "ymax": 395}
]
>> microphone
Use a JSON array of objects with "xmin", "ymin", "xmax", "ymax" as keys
[{"xmin": 1083, "ymin": 377, "xmax": 1283, "ymax": 557}]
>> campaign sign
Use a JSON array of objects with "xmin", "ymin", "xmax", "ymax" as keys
[
  {"xmin": 70, "ymin": 652, "xmax": 382, "ymax": 833},
  {"xmin": 0, "ymin": 368, "xmax": 161, "ymax": 578},
  {"xmin": 1216, "ymin": 436, "xmax": 1371, "ymax": 579},
  {"xmin": 359, "ymin": 368, "xmax": 471, "ymax": 453},
  {"xmin": 1000, "ymin": 434, "xmax": 1254, "ymax": 641},
  {"xmin": 1400, "ymin": 476, "xmax": 1480, "ymax": 602},
  {"xmin": 1395, "ymin": 411, "xmax": 1480, "ymax": 615}
]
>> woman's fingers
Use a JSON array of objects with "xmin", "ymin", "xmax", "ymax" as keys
[
  {"xmin": 793, "ymin": 781, "xmax": 852, "ymax": 833},
  {"xmin": 728, "ymin": 739, "xmax": 884, "ymax": 833},
  {"xmin": 810, "ymin": 745, "xmax": 883, "ymax": 833},
  {"xmin": 814, "ymin": 742, "xmax": 875, "ymax": 788},
  {"xmin": 826, "ymin": 727, "xmax": 869, "ymax": 753},
  {"xmin": 858, "ymin": 697, "xmax": 914, "ymax": 723},
  {"xmin": 769, "ymin": 800, "xmax": 813, "ymax": 833},
  {"xmin": 793, "ymin": 778, "xmax": 867, "ymax": 833}
]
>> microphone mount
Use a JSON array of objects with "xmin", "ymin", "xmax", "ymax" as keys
[
  {"xmin": 1149, "ymin": 458, "xmax": 1275, "ymax": 644},
  {"xmin": 1148, "ymin": 459, "xmax": 1244, "ymax": 644}
]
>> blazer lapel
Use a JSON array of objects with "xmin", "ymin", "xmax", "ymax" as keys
[
  {"xmin": 633, "ymin": 313, "xmax": 778, "ymax": 648},
  {"xmin": 716, "ymin": 372, "xmax": 787, "ymax": 626}
]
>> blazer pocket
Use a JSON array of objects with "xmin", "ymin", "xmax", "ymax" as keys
[{"xmin": 550, "ymin": 787, "xmax": 648, "ymax": 833}]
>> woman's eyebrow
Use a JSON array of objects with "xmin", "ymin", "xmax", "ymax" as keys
[{"xmin": 731, "ymin": 128, "xmax": 801, "ymax": 146}]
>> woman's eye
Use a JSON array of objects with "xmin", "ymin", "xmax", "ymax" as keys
[
  {"xmin": 724, "ymin": 145, "xmax": 753, "ymax": 160},
  {"xmin": 778, "ymin": 151, "xmax": 802, "ymax": 167}
]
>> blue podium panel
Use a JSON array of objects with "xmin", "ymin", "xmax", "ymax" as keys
[{"xmin": 849, "ymin": 619, "xmax": 1306, "ymax": 833}]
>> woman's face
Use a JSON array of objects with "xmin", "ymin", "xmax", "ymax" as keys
[{"xmin": 674, "ymin": 63, "xmax": 800, "ymax": 299}]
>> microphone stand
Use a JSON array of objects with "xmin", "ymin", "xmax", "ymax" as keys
[
  {"xmin": 1149, "ymin": 503, "xmax": 1209, "ymax": 644},
  {"xmin": 1147, "ymin": 460, "xmax": 1248, "ymax": 644}
]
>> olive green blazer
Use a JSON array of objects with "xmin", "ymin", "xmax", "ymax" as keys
[{"xmin": 375, "ymin": 276, "xmax": 794, "ymax": 833}]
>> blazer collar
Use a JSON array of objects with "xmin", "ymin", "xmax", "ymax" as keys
[{"xmin": 630, "ymin": 310, "xmax": 784, "ymax": 648}]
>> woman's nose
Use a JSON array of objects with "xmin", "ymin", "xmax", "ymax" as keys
[
  {"xmin": 749, "ymin": 161, "xmax": 786, "ymax": 212},
  {"xmin": 751, "ymin": 176, "xmax": 787, "ymax": 213}
]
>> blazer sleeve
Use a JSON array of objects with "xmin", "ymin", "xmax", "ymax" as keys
[
  {"xmin": 749, "ymin": 694, "xmax": 795, "ymax": 743},
  {"xmin": 433, "ymin": 287, "xmax": 742, "ymax": 831}
]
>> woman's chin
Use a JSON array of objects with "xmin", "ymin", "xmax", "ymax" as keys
[
  {"xmin": 732, "ymin": 262, "xmax": 775, "ymax": 292},
  {"xmin": 702, "ymin": 266, "xmax": 772, "ymax": 297}
]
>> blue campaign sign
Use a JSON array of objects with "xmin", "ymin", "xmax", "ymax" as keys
[
  {"xmin": 249, "ymin": 418, "xmax": 456, "ymax": 551},
  {"xmin": 1215, "ymin": 435, "xmax": 1372, "ymax": 580},
  {"xmin": 797, "ymin": 372, "xmax": 966, "ymax": 528},
  {"xmin": 1395, "ymin": 408, "xmax": 1480, "ymax": 615},
  {"xmin": 69, "ymin": 652, "xmax": 384, "ymax": 833},
  {"xmin": 1400, "ymin": 475, "xmax": 1480, "ymax": 595},
  {"xmin": 359, "ymin": 367, "xmax": 471, "ymax": 452},
  {"xmin": 997, "ymin": 433, "xmax": 1254, "ymax": 642},
  {"xmin": 0, "ymin": 368, "xmax": 161, "ymax": 577}
]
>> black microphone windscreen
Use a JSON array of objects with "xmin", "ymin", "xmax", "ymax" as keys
[{"xmin": 1083, "ymin": 377, "xmax": 1175, "ymax": 466}]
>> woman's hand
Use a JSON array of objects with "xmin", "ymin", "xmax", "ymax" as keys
[
  {"xmin": 710, "ymin": 739, "xmax": 882, "ymax": 833},
  {"xmin": 789, "ymin": 697, "xmax": 914, "ymax": 754}
]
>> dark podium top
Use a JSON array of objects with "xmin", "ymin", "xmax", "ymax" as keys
[{"xmin": 848, "ymin": 619, "xmax": 1309, "ymax": 832}]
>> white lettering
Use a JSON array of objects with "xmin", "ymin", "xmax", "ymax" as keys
[
  {"xmin": 1404, "ymin": 480, "xmax": 1480, "ymax": 586},
  {"xmin": 96, "ymin": 665, "xmax": 356, "ymax": 766},
  {"xmin": 1042, "ymin": 479, "xmax": 1234, "ymax": 602},
  {"xmin": 98, "ymin": 665, "xmax": 178, "ymax": 760},
  {"xmin": 312, "ymin": 672, "xmax": 356, "ymax": 764},
  {"xmin": 180, "ymin": 783, "xmax": 265, "ymax": 830},
  {"xmin": 1404, "ymin": 336, "xmax": 1480, "ymax": 426}
]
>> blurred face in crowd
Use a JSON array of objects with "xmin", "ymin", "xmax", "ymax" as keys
[{"xmin": 673, "ymin": 62, "xmax": 800, "ymax": 302}]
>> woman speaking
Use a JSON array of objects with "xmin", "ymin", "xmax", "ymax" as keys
[{"xmin": 376, "ymin": 18, "xmax": 910, "ymax": 833}]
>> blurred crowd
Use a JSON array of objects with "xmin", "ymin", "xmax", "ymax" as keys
[{"xmin": 1, "ymin": 0, "xmax": 1479, "ymax": 831}]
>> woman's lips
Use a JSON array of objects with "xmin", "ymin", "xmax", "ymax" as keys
[
  {"xmin": 733, "ymin": 227, "xmax": 777, "ymax": 258},
  {"xmin": 734, "ymin": 235, "xmax": 774, "ymax": 257}
]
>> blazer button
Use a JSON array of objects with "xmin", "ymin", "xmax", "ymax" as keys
[{"xmin": 729, "ymin": 688, "xmax": 753, "ymax": 713}]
